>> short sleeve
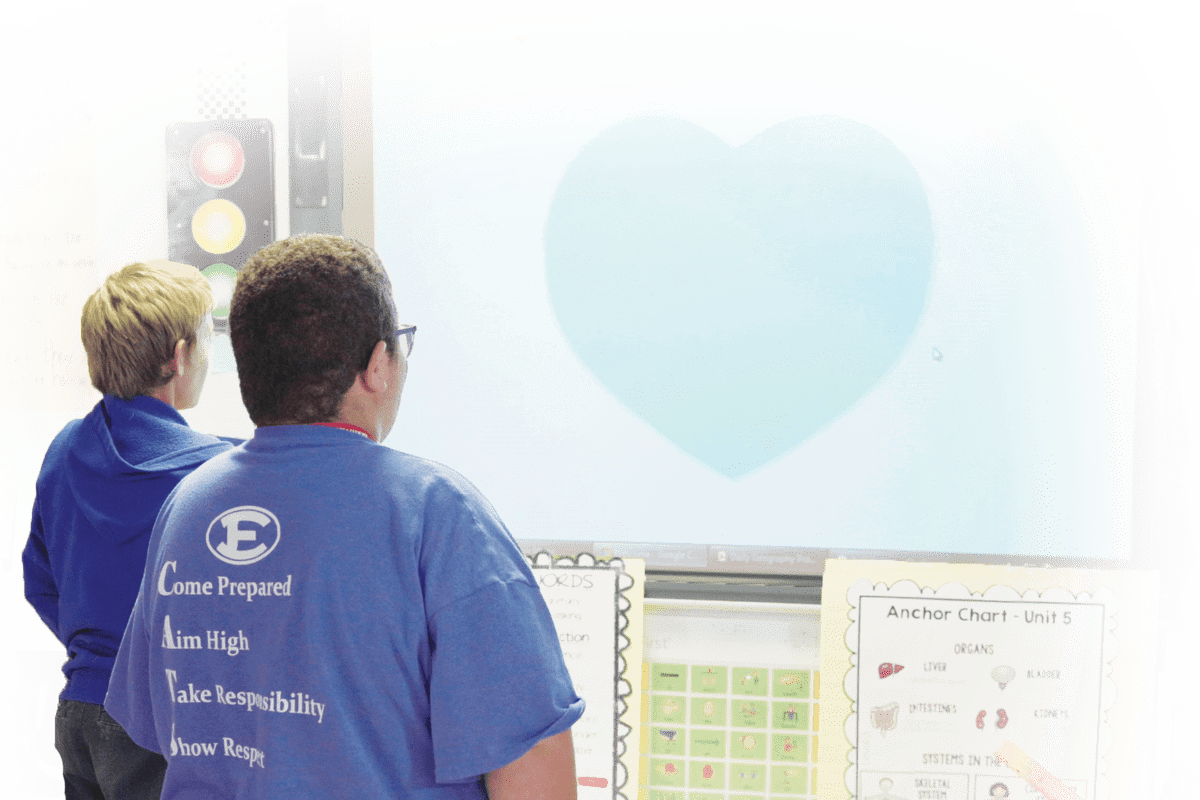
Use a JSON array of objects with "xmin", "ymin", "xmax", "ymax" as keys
[
  {"xmin": 427, "ymin": 578, "xmax": 585, "ymax": 783},
  {"xmin": 104, "ymin": 585, "xmax": 162, "ymax": 754}
]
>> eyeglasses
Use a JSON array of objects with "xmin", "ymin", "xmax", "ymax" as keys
[{"xmin": 394, "ymin": 325, "xmax": 417, "ymax": 358}]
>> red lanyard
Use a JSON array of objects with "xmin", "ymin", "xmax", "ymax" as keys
[{"xmin": 311, "ymin": 422, "xmax": 374, "ymax": 441}]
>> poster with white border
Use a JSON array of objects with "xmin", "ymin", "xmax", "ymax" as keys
[{"xmin": 529, "ymin": 553, "xmax": 644, "ymax": 800}]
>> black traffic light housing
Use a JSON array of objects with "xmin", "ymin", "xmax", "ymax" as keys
[{"xmin": 166, "ymin": 119, "xmax": 275, "ymax": 328}]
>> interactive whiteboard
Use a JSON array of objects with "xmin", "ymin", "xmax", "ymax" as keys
[{"xmin": 369, "ymin": 6, "xmax": 1141, "ymax": 560}]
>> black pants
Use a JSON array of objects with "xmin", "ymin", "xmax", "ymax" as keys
[{"xmin": 55, "ymin": 699, "xmax": 166, "ymax": 800}]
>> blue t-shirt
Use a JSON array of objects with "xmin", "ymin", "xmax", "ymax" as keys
[{"xmin": 105, "ymin": 426, "xmax": 584, "ymax": 798}]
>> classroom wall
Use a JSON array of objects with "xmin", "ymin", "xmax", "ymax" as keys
[{"xmin": 0, "ymin": 0, "xmax": 1195, "ymax": 796}]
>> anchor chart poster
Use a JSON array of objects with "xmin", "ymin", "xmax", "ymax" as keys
[{"xmin": 819, "ymin": 560, "xmax": 1158, "ymax": 800}]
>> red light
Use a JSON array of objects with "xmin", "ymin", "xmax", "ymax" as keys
[{"xmin": 191, "ymin": 132, "xmax": 245, "ymax": 188}]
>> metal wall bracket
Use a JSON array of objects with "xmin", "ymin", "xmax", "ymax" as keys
[{"xmin": 288, "ymin": 5, "xmax": 343, "ymax": 234}]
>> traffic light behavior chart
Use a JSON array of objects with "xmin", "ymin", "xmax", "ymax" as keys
[
  {"xmin": 165, "ymin": 119, "xmax": 275, "ymax": 330},
  {"xmin": 818, "ymin": 561, "xmax": 1158, "ymax": 800}
]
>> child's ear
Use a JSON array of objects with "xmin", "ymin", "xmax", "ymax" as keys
[
  {"xmin": 172, "ymin": 338, "xmax": 189, "ymax": 379},
  {"xmin": 360, "ymin": 339, "xmax": 392, "ymax": 393}
]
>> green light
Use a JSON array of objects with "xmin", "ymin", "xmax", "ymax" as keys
[{"xmin": 201, "ymin": 263, "xmax": 238, "ymax": 320}]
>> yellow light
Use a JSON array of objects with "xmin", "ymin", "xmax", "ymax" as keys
[{"xmin": 192, "ymin": 199, "xmax": 246, "ymax": 255}]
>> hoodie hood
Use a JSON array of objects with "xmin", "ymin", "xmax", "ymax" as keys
[{"xmin": 66, "ymin": 395, "xmax": 231, "ymax": 544}]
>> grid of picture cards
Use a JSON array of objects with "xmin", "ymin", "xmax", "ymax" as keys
[{"xmin": 640, "ymin": 601, "xmax": 821, "ymax": 800}]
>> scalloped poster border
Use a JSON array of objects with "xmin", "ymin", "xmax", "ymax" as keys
[
  {"xmin": 841, "ymin": 579, "xmax": 1118, "ymax": 800},
  {"xmin": 528, "ymin": 551, "xmax": 636, "ymax": 800}
]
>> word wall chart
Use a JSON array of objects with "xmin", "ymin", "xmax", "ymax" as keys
[{"xmin": 530, "ymin": 553, "xmax": 645, "ymax": 800}]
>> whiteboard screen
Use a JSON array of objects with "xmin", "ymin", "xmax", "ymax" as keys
[{"xmin": 370, "ymin": 4, "xmax": 1152, "ymax": 560}]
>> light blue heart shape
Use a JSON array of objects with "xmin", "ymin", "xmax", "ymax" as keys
[{"xmin": 545, "ymin": 116, "xmax": 933, "ymax": 478}]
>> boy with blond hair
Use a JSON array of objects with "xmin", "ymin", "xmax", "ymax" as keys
[{"xmin": 23, "ymin": 260, "xmax": 233, "ymax": 800}]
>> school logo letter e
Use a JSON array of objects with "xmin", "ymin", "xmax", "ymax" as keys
[{"xmin": 206, "ymin": 506, "xmax": 281, "ymax": 565}]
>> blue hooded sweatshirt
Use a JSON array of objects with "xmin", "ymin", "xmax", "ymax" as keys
[{"xmin": 23, "ymin": 395, "xmax": 233, "ymax": 704}]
